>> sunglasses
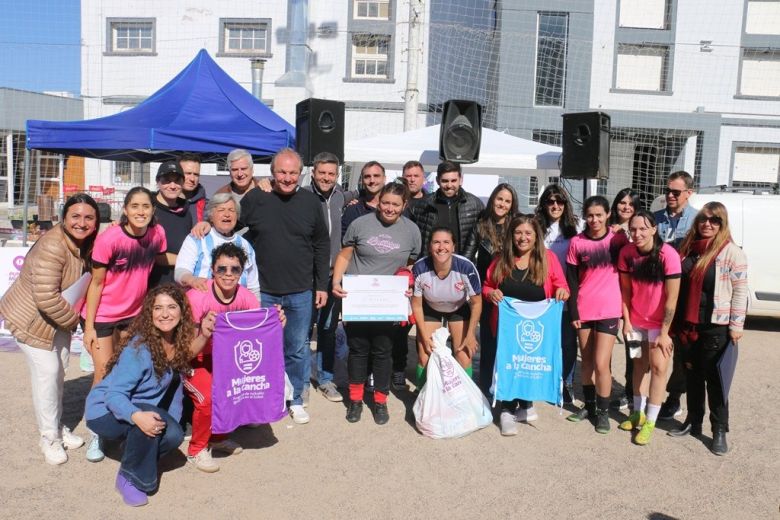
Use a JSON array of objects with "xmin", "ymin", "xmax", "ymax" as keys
[
  {"xmin": 665, "ymin": 188, "xmax": 688, "ymax": 197},
  {"xmin": 545, "ymin": 198, "xmax": 565, "ymax": 207},
  {"xmin": 698, "ymin": 215, "xmax": 722, "ymax": 226},
  {"xmin": 215, "ymin": 265, "xmax": 242, "ymax": 275}
]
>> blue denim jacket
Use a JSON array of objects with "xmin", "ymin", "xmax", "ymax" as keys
[
  {"xmin": 85, "ymin": 340, "xmax": 182, "ymax": 423},
  {"xmin": 653, "ymin": 204, "xmax": 698, "ymax": 249}
]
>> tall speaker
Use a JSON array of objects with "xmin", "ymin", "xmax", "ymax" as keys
[
  {"xmin": 296, "ymin": 98, "xmax": 345, "ymax": 165},
  {"xmin": 561, "ymin": 111, "xmax": 611, "ymax": 179},
  {"xmin": 439, "ymin": 100, "xmax": 482, "ymax": 164}
]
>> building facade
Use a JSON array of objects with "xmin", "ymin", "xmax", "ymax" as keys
[{"xmin": 80, "ymin": 0, "xmax": 430, "ymax": 186}]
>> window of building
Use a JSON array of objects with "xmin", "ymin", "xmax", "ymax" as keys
[
  {"xmin": 615, "ymin": 44, "xmax": 670, "ymax": 91},
  {"xmin": 107, "ymin": 18, "xmax": 155, "ymax": 55},
  {"xmin": 219, "ymin": 19, "xmax": 271, "ymax": 56},
  {"xmin": 733, "ymin": 146, "xmax": 779, "ymax": 186},
  {"xmin": 114, "ymin": 161, "xmax": 150, "ymax": 186},
  {"xmin": 739, "ymin": 49, "xmax": 780, "ymax": 97},
  {"xmin": 354, "ymin": 0, "xmax": 390, "ymax": 20},
  {"xmin": 619, "ymin": 0, "xmax": 668, "ymax": 29},
  {"xmin": 351, "ymin": 34, "xmax": 390, "ymax": 78},
  {"xmin": 532, "ymin": 129, "xmax": 562, "ymax": 146},
  {"xmin": 534, "ymin": 12, "xmax": 568, "ymax": 107},
  {"xmin": 745, "ymin": 1, "xmax": 780, "ymax": 35}
]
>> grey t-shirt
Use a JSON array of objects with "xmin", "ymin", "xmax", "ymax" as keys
[{"xmin": 343, "ymin": 213, "xmax": 422, "ymax": 275}]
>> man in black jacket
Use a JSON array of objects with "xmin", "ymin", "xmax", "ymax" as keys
[
  {"xmin": 240, "ymin": 148, "xmax": 330, "ymax": 425},
  {"xmin": 408, "ymin": 160, "xmax": 484, "ymax": 262}
]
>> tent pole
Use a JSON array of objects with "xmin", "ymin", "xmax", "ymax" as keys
[
  {"xmin": 21, "ymin": 147, "xmax": 32, "ymax": 246},
  {"xmin": 6, "ymin": 133, "xmax": 14, "ymax": 207},
  {"xmin": 58, "ymin": 155, "xmax": 64, "ymax": 203}
]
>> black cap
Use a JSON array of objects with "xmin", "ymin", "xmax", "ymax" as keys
[{"xmin": 156, "ymin": 160, "xmax": 184, "ymax": 181}]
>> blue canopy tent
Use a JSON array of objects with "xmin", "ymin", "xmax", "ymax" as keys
[{"xmin": 26, "ymin": 49, "xmax": 295, "ymax": 162}]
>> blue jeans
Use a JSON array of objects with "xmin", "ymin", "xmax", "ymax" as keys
[
  {"xmin": 262, "ymin": 290, "xmax": 313, "ymax": 406},
  {"xmin": 86, "ymin": 403, "xmax": 183, "ymax": 493},
  {"xmin": 305, "ymin": 279, "xmax": 341, "ymax": 386}
]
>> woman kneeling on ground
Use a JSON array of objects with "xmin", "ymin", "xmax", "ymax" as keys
[
  {"xmin": 617, "ymin": 210, "xmax": 681, "ymax": 445},
  {"xmin": 483, "ymin": 215, "xmax": 569, "ymax": 436},
  {"xmin": 85, "ymin": 285, "xmax": 216, "ymax": 507},
  {"xmin": 411, "ymin": 227, "xmax": 482, "ymax": 388}
]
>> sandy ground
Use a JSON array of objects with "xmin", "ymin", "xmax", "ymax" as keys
[{"xmin": 1, "ymin": 319, "xmax": 779, "ymax": 520}]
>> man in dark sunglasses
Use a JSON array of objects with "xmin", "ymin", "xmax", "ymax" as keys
[
  {"xmin": 652, "ymin": 170, "xmax": 697, "ymax": 421},
  {"xmin": 654, "ymin": 170, "xmax": 697, "ymax": 250}
]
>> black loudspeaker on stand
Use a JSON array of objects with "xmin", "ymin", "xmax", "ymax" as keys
[
  {"xmin": 561, "ymin": 111, "xmax": 611, "ymax": 179},
  {"xmin": 439, "ymin": 100, "xmax": 482, "ymax": 164},
  {"xmin": 296, "ymin": 98, "xmax": 345, "ymax": 166}
]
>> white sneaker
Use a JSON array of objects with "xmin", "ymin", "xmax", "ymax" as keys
[
  {"xmin": 40, "ymin": 437, "xmax": 67, "ymax": 465},
  {"xmin": 499, "ymin": 411, "xmax": 518, "ymax": 436},
  {"xmin": 187, "ymin": 448, "xmax": 219, "ymax": 473},
  {"xmin": 61, "ymin": 426, "xmax": 84, "ymax": 450},
  {"xmin": 210, "ymin": 438, "xmax": 243, "ymax": 455},
  {"xmin": 289, "ymin": 404, "xmax": 310, "ymax": 424},
  {"xmin": 516, "ymin": 406, "xmax": 539, "ymax": 423}
]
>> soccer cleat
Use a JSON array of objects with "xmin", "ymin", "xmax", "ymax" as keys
[
  {"xmin": 619, "ymin": 411, "xmax": 646, "ymax": 431},
  {"xmin": 595, "ymin": 410, "xmax": 611, "ymax": 434},
  {"xmin": 634, "ymin": 420, "xmax": 656, "ymax": 445}
]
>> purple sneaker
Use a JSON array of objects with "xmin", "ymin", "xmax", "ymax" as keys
[{"xmin": 115, "ymin": 472, "xmax": 148, "ymax": 507}]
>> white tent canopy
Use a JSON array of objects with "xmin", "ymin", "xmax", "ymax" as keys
[{"xmin": 344, "ymin": 124, "xmax": 561, "ymax": 177}]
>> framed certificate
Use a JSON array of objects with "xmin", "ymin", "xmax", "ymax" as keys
[{"xmin": 341, "ymin": 275, "xmax": 409, "ymax": 322}]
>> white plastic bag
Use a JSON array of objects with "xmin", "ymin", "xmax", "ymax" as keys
[{"xmin": 413, "ymin": 327, "xmax": 493, "ymax": 439}]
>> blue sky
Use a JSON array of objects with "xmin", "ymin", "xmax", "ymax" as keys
[{"xmin": 0, "ymin": 0, "xmax": 80, "ymax": 94}]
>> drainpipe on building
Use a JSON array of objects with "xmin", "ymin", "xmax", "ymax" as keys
[
  {"xmin": 276, "ymin": 0, "xmax": 311, "ymax": 88},
  {"xmin": 404, "ymin": 0, "xmax": 424, "ymax": 132},
  {"xmin": 251, "ymin": 58, "xmax": 266, "ymax": 101}
]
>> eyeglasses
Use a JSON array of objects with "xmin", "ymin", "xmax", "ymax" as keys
[
  {"xmin": 215, "ymin": 265, "xmax": 242, "ymax": 275},
  {"xmin": 545, "ymin": 198, "xmax": 565, "ymax": 207},
  {"xmin": 665, "ymin": 188, "xmax": 688, "ymax": 197},
  {"xmin": 698, "ymin": 215, "xmax": 722, "ymax": 226}
]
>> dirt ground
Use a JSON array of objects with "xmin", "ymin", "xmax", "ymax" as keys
[{"xmin": 1, "ymin": 319, "xmax": 778, "ymax": 519}]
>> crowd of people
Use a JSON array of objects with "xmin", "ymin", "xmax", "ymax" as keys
[{"xmin": 0, "ymin": 148, "xmax": 748, "ymax": 507}]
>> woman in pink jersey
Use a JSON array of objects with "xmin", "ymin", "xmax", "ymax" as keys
[
  {"xmin": 565, "ymin": 196, "xmax": 628, "ymax": 434},
  {"xmin": 617, "ymin": 210, "xmax": 681, "ymax": 445},
  {"xmin": 81, "ymin": 186, "xmax": 168, "ymax": 461}
]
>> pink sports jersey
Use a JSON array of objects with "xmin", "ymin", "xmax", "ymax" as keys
[
  {"xmin": 618, "ymin": 243, "xmax": 681, "ymax": 329},
  {"xmin": 566, "ymin": 230, "xmax": 627, "ymax": 321},
  {"xmin": 187, "ymin": 281, "xmax": 260, "ymax": 357},
  {"xmin": 83, "ymin": 224, "xmax": 167, "ymax": 321}
]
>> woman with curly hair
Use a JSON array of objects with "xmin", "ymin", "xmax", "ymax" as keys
[{"xmin": 84, "ymin": 284, "xmax": 216, "ymax": 507}]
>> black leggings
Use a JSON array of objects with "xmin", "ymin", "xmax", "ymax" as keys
[
  {"xmin": 686, "ymin": 328, "xmax": 730, "ymax": 432},
  {"xmin": 346, "ymin": 322, "xmax": 398, "ymax": 395}
]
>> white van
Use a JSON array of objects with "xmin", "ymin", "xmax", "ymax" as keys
[{"xmin": 652, "ymin": 190, "xmax": 780, "ymax": 318}]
